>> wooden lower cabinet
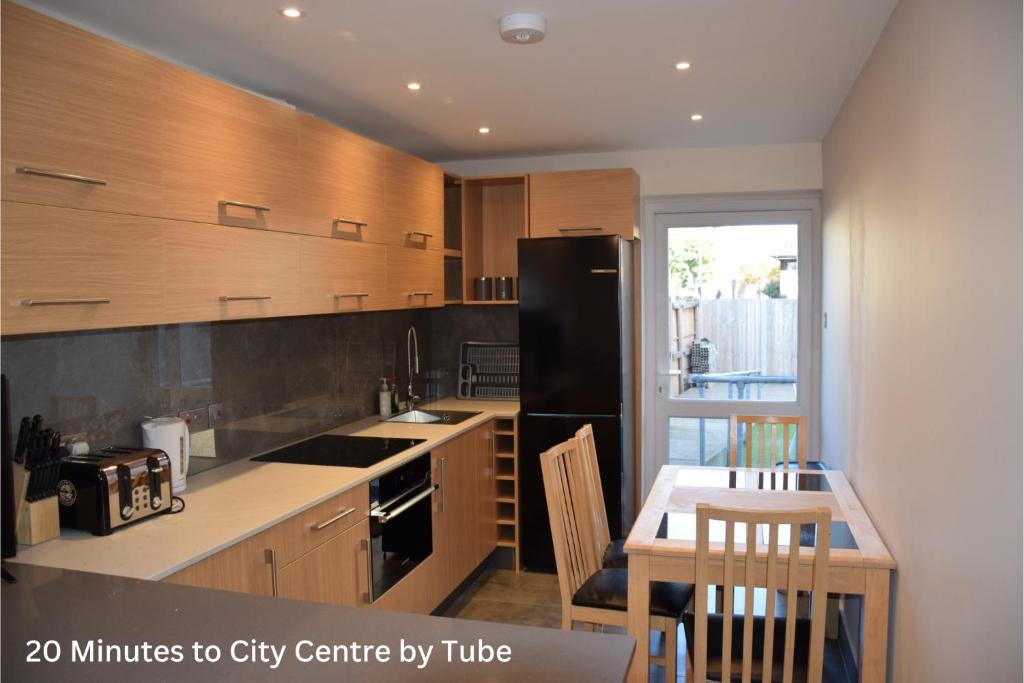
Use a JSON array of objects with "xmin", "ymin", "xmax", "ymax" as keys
[
  {"xmin": 278, "ymin": 518, "xmax": 370, "ymax": 607},
  {"xmin": 163, "ymin": 530, "xmax": 275, "ymax": 596}
]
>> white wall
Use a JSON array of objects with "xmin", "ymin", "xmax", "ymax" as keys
[
  {"xmin": 441, "ymin": 142, "xmax": 823, "ymax": 195},
  {"xmin": 821, "ymin": 0, "xmax": 1022, "ymax": 680}
]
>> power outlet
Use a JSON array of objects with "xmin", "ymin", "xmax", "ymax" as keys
[{"xmin": 178, "ymin": 408, "xmax": 209, "ymax": 432}]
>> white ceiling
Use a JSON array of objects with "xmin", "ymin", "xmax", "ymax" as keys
[{"xmin": 20, "ymin": 0, "xmax": 896, "ymax": 162}]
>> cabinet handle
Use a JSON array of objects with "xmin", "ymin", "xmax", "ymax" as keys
[
  {"xmin": 406, "ymin": 230, "xmax": 434, "ymax": 239},
  {"xmin": 219, "ymin": 295, "xmax": 272, "ymax": 302},
  {"xmin": 439, "ymin": 458, "xmax": 447, "ymax": 513},
  {"xmin": 490, "ymin": 430, "xmax": 497, "ymax": 475},
  {"xmin": 334, "ymin": 293, "xmax": 369, "ymax": 298},
  {"xmin": 590, "ymin": 269, "xmax": 618, "ymax": 274},
  {"xmin": 407, "ymin": 291, "xmax": 434, "ymax": 297},
  {"xmin": 558, "ymin": 226, "xmax": 603, "ymax": 233},
  {"xmin": 21, "ymin": 298, "xmax": 111, "ymax": 307},
  {"xmin": 361, "ymin": 538, "xmax": 373, "ymax": 604},
  {"xmin": 16, "ymin": 167, "xmax": 107, "ymax": 185},
  {"xmin": 312, "ymin": 507, "xmax": 355, "ymax": 530},
  {"xmin": 333, "ymin": 217, "xmax": 368, "ymax": 227},
  {"xmin": 219, "ymin": 200, "xmax": 270, "ymax": 212},
  {"xmin": 265, "ymin": 548, "xmax": 279, "ymax": 597}
]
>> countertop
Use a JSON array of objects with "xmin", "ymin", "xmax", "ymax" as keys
[
  {"xmin": 10, "ymin": 398, "xmax": 519, "ymax": 580},
  {"xmin": 1, "ymin": 564, "xmax": 634, "ymax": 682}
]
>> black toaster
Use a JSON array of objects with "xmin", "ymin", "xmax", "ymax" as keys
[{"xmin": 57, "ymin": 447, "xmax": 173, "ymax": 535}]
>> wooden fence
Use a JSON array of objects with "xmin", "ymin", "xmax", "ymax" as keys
[{"xmin": 670, "ymin": 298, "xmax": 798, "ymax": 393}]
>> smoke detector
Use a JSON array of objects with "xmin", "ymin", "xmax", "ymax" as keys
[{"xmin": 499, "ymin": 12, "xmax": 547, "ymax": 45}]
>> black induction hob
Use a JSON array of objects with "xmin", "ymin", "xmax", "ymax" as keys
[{"xmin": 252, "ymin": 434, "xmax": 426, "ymax": 469}]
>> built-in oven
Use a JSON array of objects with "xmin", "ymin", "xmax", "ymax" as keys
[{"xmin": 366, "ymin": 452, "xmax": 436, "ymax": 602}]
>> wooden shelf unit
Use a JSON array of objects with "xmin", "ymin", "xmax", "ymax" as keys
[
  {"xmin": 442, "ymin": 174, "xmax": 464, "ymax": 303},
  {"xmin": 461, "ymin": 175, "xmax": 528, "ymax": 304},
  {"xmin": 493, "ymin": 416, "xmax": 520, "ymax": 569}
]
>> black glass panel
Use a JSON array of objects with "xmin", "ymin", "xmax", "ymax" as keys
[
  {"xmin": 252, "ymin": 435, "xmax": 425, "ymax": 469},
  {"xmin": 655, "ymin": 512, "xmax": 858, "ymax": 550},
  {"xmin": 673, "ymin": 468, "xmax": 831, "ymax": 493}
]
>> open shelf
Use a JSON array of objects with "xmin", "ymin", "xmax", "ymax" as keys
[
  {"xmin": 462, "ymin": 175, "xmax": 528, "ymax": 303},
  {"xmin": 492, "ymin": 417, "xmax": 520, "ymax": 571},
  {"xmin": 443, "ymin": 174, "xmax": 464, "ymax": 305}
]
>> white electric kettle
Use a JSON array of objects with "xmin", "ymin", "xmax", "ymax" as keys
[{"xmin": 141, "ymin": 417, "xmax": 190, "ymax": 494}]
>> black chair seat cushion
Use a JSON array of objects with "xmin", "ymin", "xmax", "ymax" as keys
[
  {"xmin": 682, "ymin": 605, "xmax": 812, "ymax": 682},
  {"xmin": 602, "ymin": 538, "xmax": 628, "ymax": 568},
  {"xmin": 571, "ymin": 568, "xmax": 694, "ymax": 619}
]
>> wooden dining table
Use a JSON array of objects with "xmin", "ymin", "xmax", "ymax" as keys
[{"xmin": 624, "ymin": 465, "xmax": 895, "ymax": 682}]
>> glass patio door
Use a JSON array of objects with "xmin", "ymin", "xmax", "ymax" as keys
[{"xmin": 648, "ymin": 207, "xmax": 817, "ymax": 491}]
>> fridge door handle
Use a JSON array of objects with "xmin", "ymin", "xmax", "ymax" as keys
[{"xmin": 590, "ymin": 268, "xmax": 618, "ymax": 274}]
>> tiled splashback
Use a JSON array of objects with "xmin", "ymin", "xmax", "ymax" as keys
[
  {"xmin": 1, "ymin": 306, "xmax": 519, "ymax": 477},
  {"xmin": 1, "ymin": 310, "xmax": 434, "ymax": 476}
]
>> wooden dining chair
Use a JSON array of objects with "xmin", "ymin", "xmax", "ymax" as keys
[
  {"xmin": 687, "ymin": 503, "xmax": 831, "ymax": 683},
  {"xmin": 540, "ymin": 435, "xmax": 692, "ymax": 680},
  {"xmin": 574, "ymin": 424, "xmax": 627, "ymax": 568},
  {"xmin": 728, "ymin": 415, "xmax": 809, "ymax": 471}
]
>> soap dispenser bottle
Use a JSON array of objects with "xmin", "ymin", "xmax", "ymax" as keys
[{"xmin": 379, "ymin": 377, "xmax": 392, "ymax": 418}]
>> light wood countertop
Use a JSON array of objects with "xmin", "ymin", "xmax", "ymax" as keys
[{"xmin": 10, "ymin": 398, "xmax": 518, "ymax": 580}]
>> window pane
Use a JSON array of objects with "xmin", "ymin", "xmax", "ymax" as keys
[
  {"xmin": 668, "ymin": 417, "xmax": 728, "ymax": 466},
  {"xmin": 667, "ymin": 224, "xmax": 798, "ymax": 401}
]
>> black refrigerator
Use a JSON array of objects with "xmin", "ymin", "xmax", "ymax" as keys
[{"xmin": 518, "ymin": 235, "xmax": 635, "ymax": 571}]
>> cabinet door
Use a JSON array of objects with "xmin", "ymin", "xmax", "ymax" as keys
[
  {"xmin": 385, "ymin": 247, "xmax": 443, "ymax": 309},
  {"xmin": 277, "ymin": 519, "xmax": 370, "ymax": 607},
  {"xmin": 299, "ymin": 236, "xmax": 388, "ymax": 315},
  {"xmin": 1, "ymin": 202, "xmax": 165, "ymax": 335},
  {"xmin": 381, "ymin": 147, "xmax": 445, "ymax": 250},
  {"xmin": 298, "ymin": 114, "xmax": 388, "ymax": 241},
  {"xmin": 529, "ymin": 169, "xmax": 639, "ymax": 240},
  {"xmin": 160, "ymin": 66, "xmax": 302, "ymax": 232},
  {"xmin": 163, "ymin": 530, "xmax": 275, "ymax": 596},
  {"xmin": 1, "ymin": 3, "xmax": 163, "ymax": 216},
  {"xmin": 163, "ymin": 221, "xmax": 302, "ymax": 323}
]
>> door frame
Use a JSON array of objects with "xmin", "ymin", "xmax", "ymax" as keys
[{"xmin": 639, "ymin": 192, "xmax": 823, "ymax": 495}]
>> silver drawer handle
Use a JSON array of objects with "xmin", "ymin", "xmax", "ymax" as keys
[
  {"xmin": 334, "ymin": 292, "xmax": 369, "ymax": 298},
  {"xmin": 407, "ymin": 291, "xmax": 434, "ymax": 297},
  {"xmin": 21, "ymin": 298, "xmax": 111, "ymax": 306},
  {"xmin": 219, "ymin": 200, "xmax": 270, "ymax": 212},
  {"xmin": 219, "ymin": 295, "xmax": 272, "ymax": 301},
  {"xmin": 406, "ymin": 231, "xmax": 434, "ymax": 238},
  {"xmin": 16, "ymin": 167, "xmax": 107, "ymax": 185},
  {"xmin": 559, "ymin": 226, "xmax": 603, "ymax": 233},
  {"xmin": 361, "ymin": 538, "xmax": 373, "ymax": 604},
  {"xmin": 265, "ymin": 548, "xmax": 279, "ymax": 597},
  {"xmin": 371, "ymin": 484, "xmax": 438, "ymax": 524},
  {"xmin": 590, "ymin": 269, "xmax": 618, "ymax": 274},
  {"xmin": 312, "ymin": 507, "xmax": 356, "ymax": 530},
  {"xmin": 333, "ymin": 217, "xmax": 368, "ymax": 227}
]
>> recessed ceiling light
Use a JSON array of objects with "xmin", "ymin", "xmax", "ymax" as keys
[
  {"xmin": 278, "ymin": 7, "xmax": 304, "ymax": 18},
  {"xmin": 406, "ymin": 82, "xmax": 422, "ymax": 91},
  {"xmin": 478, "ymin": 127, "xmax": 491, "ymax": 134},
  {"xmin": 690, "ymin": 113, "xmax": 703, "ymax": 121},
  {"xmin": 675, "ymin": 61, "xmax": 691, "ymax": 71}
]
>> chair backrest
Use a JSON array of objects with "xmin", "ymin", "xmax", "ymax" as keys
[
  {"xmin": 692, "ymin": 503, "xmax": 831, "ymax": 683},
  {"xmin": 728, "ymin": 415, "xmax": 808, "ymax": 470},
  {"xmin": 539, "ymin": 436, "xmax": 603, "ymax": 610},
  {"xmin": 575, "ymin": 424, "xmax": 611, "ymax": 561}
]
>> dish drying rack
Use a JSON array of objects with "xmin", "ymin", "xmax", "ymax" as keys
[{"xmin": 457, "ymin": 342, "xmax": 519, "ymax": 400}]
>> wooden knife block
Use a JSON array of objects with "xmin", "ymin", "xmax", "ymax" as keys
[{"xmin": 12, "ymin": 464, "xmax": 60, "ymax": 545}]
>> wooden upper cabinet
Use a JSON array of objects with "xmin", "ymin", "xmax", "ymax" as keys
[
  {"xmin": 299, "ymin": 236, "xmax": 388, "ymax": 315},
  {"xmin": 386, "ymin": 247, "xmax": 443, "ymax": 309},
  {"xmin": 382, "ymin": 148, "xmax": 445, "ymax": 251},
  {"xmin": 160, "ymin": 66, "xmax": 303, "ymax": 232},
  {"xmin": 1, "ymin": 203, "xmax": 166, "ymax": 335},
  {"xmin": 1, "ymin": 2, "xmax": 163, "ymax": 216},
  {"xmin": 163, "ymin": 222, "xmax": 302, "ymax": 324},
  {"xmin": 529, "ymin": 168, "xmax": 640, "ymax": 240}
]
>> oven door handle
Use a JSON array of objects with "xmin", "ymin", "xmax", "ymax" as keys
[{"xmin": 371, "ymin": 483, "xmax": 438, "ymax": 524}]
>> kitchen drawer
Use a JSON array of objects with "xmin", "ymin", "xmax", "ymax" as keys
[
  {"xmin": 159, "ymin": 65, "xmax": 303, "ymax": 233},
  {"xmin": 529, "ymin": 168, "xmax": 639, "ymax": 240},
  {"xmin": 162, "ymin": 221, "xmax": 302, "ymax": 323},
  {"xmin": 1, "ymin": 4, "xmax": 163, "ymax": 217},
  {"xmin": 271, "ymin": 482, "xmax": 369, "ymax": 567},
  {"xmin": 385, "ymin": 246, "xmax": 443, "ymax": 309},
  {"xmin": 1, "ymin": 202, "xmax": 166, "ymax": 335},
  {"xmin": 299, "ymin": 236, "xmax": 388, "ymax": 315}
]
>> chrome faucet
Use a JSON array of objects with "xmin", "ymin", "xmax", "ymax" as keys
[{"xmin": 407, "ymin": 326, "xmax": 420, "ymax": 410}]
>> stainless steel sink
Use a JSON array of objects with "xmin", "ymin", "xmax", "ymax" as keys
[{"xmin": 384, "ymin": 409, "xmax": 480, "ymax": 425}]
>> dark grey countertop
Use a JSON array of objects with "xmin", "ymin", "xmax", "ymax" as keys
[{"xmin": 1, "ymin": 564, "xmax": 633, "ymax": 682}]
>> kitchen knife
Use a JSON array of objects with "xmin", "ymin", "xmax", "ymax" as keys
[{"xmin": 13, "ymin": 417, "xmax": 29, "ymax": 464}]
